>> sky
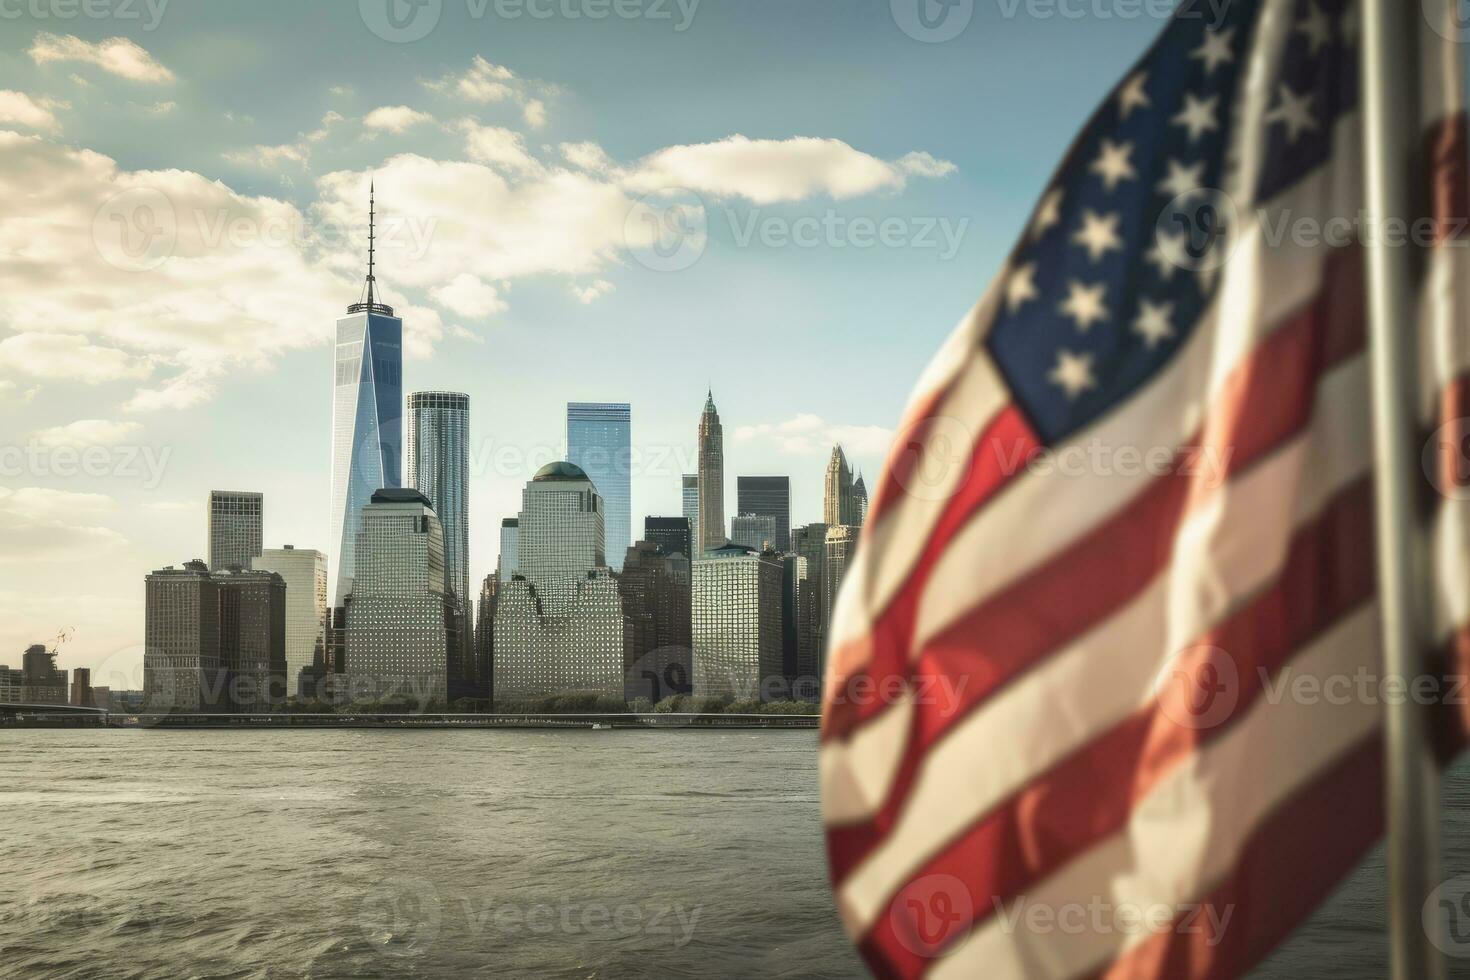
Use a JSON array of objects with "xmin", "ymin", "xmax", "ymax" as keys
[{"xmin": 0, "ymin": 0, "xmax": 1174, "ymax": 681}]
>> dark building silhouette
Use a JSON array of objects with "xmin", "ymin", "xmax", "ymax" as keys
[
  {"xmin": 21, "ymin": 644, "xmax": 68, "ymax": 705},
  {"xmin": 644, "ymin": 516, "xmax": 692, "ymax": 560},
  {"xmin": 618, "ymin": 540, "xmax": 692, "ymax": 704},
  {"xmin": 736, "ymin": 476, "xmax": 791, "ymax": 551},
  {"xmin": 213, "ymin": 568, "xmax": 287, "ymax": 710}
]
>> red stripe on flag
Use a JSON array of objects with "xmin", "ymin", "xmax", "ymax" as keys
[
  {"xmin": 1085, "ymin": 734, "xmax": 1384, "ymax": 980},
  {"xmin": 827, "ymin": 248, "xmax": 1365, "ymax": 883},
  {"xmin": 824, "ymin": 404, "xmax": 1039, "ymax": 737},
  {"xmin": 855, "ymin": 480, "xmax": 1374, "ymax": 976},
  {"xmin": 866, "ymin": 385, "xmax": 961, "ymax": 528}
]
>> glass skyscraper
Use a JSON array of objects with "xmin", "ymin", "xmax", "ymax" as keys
[
  {"xmin": 682, "ymin": 474, "xmax": 699, "ymax": 545},
  {"xmin": 328, "ymin": 188, "xmax": 403, "ymax": 608},
  {"xmin": 407, "ymin": 392, "xmax": 470, "ymax": 607},
  {"xmin": 566, "ymin": 402, "xmax": 631, "ymax": 571}
]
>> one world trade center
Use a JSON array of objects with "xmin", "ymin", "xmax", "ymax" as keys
[{"xmin": 328, "ymin": 183, "xmax": 403, "ymax": 609}]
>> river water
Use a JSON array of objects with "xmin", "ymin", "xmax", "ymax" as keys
[{"xmin": 2, "ymin": 729, "xmax": 1468, "ymax": 978}]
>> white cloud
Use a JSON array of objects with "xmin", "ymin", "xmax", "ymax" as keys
[
  {"xmin": 0, "ymin": 131, "xmax": 357, "ymax": 408},
  {"xmin": 28, "ymin": 33, "xmax": 174, "ymax": 84},
  {"xmin": 424, "ymin": 56, "xmax": 549, "ymax": 127},
  {"xmin": 458, "ymin": 120, "xmax": 539, "ymax": 174},
  {"xmin": 139, "ymin": 100, "xmax": 177, "ymax": 115},
  {"xmin": 329, "ymin": 84, "xmax": 354, "ymax": 97},
  {"xmin": 427, "ymin": 56, "xmax": 516, "ymax": 102},
  {"xmin": 33, "ymin": 419, "xmax": 144, "ymax": 448},
  {"xmin": 364, "ymin": 105, "xmax": 434, "ymax": 133},
  {"xmin": 570, "ymin": 279, "xmax": 613, "ymax": 304},
  {"xmin": 223, "ymin": 142, "xmax": 307, "ymax": 167},
  {"xmin": 625, "ymin": 135, "xmax": 954, "ymax": 204},
  {"xmin": 430, "ymin": 273, "xmax": 507, "ymax": 318},
  {"xmin": 733, "ymin": 414, "xmax": 894, "ymax": 457},
  {"xmin": 0, "ymin": 333, "xmax": 151, "ymax": 384},
  {"xmin": 0, "ymin": 486, "xmax": 115, "ymax": 520},
  {"xmin": 0, "ymin": 90, "xmax": 62, "ymax": 130},
  {"xmin": 561, "ymin": 141, "xmax": 613, "ymax": 173},
  {"xmin": 896, "ymin": 150, "xmax": 958, "ymax": 179}
]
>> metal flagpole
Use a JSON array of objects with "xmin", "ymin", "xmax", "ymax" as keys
[{"xmin": 1360, "ymin": 1, "xmax": 1443, "ymax": 978}]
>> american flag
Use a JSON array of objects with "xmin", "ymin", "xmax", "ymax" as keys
[{"xmin": 821, "ymin": 1, "xmax": 1470, "ymax": 977}]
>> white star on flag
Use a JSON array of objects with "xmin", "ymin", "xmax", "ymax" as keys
[
  {"xmin": 1006, "ymin": 262, "xmax": 1038, "ymax": 312},
  {"xmin": 1071, "ymin": 209, "xmax": 1124, "ymax": 262},
  {"xmin": 1157, "ymin": 158, "xmax": 1207, "ymax": 200},
  {"xmin": 1132, "ymin": 298, "xmax": 1175, "ymax": 348},
  {"xmin": 1145, "ymin": 229, "xmax": 1184, "ymax": 280},
  {"xmin": 1089, "ymin": 139, "xmax": 1137, "ymax": 191},
  {"xmin": 1058, "ymin": 279, "xmax": 1109, "ymax": 331},
  {"xmin": 1190, "ymin": 28, "xmax": 1235, "ymax": 75},
  {"xmin": 1267, "ymin": 83, "xmax": 1318, "ymax": 142},
  {"xmin": 1117, "ymin": 72, "xmax": 1150, "ymax": 118},
  {"xmin": 1030, "ymin": 187, "xmax": 1064, "ymax": 240},
  {"xmin": 1172, "ymin": 91, "xmax": 1220, "ymax": 142},
  {"xmin": 1047, "ymin": 349, "xmax": 1096, "ymax": 398},
  {"xmin": 1296, "ymin": 1, "xmax": 1332, "ymax": 54}
]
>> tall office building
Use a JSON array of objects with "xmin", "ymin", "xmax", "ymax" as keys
[
  {"xmin": 790, "ymin": 521, "xmax": 829, "ymax": 688},
  {"xmin": 697, "ymin": 392, "xmax": 725, "ymax": 557},
  {"xmin": 498, "ymin": 518, "xmax": 519, "ymax": 582},
  {"xmin": 779, "ymin": 554, "xmax": 805, "ymax": 698},
  {"xmin": 736, "ymin": 476, "xmax": 790, "ymax": 551},
  {"xmin": 566, "ymin": 402, "xmax": 632, "ymax": 571},
  {"xmin": 493, "ymin": 461, "xmax": 623, "ymax": 701},
  {"xmin": 328, "ymin": 184, "xmax": 404, "ymax": 608},
  {"xmin": 252, "ymin": 546, "xmax": 327, "ymax": 698},
  {"xmin": 730, "ymin": 513, "xmax": 780, "ymax": 552},
  {"xmin": 619, "ymin": 540, "xmax": 692, "ymax": 704},
  {"xmin": 207, "ymin": 491, "xmax": 263, "ymax": 571},
  {"xmin": 213, "ymin": 567, "xmax": 287, "ymax": 710},
  {"xmin": 682, "ymin": 474, "xmax": 699, "ymax": 547},
  {"xmin": 644, "ymin": 516, "xmax": 692, "ymax": 560},
  {"xmin": 824, "ymin": 445, "xmax": 861, "ymax": 527},
  {"xmin": 853, "ymin": 472, "xmax": 869, "ymax": 525},
  {"xmin": 344, "ymin": 488, "xmax": 456, "ymax": 705},
  {"xmin": 407, "ymin": 392, "xmax": 470, "ymax": 608},
  {"xmin": 515, "ymin": 461, "xmax": 606, "ymax": 616},
  {"xmin": 408, "ymin": 390, "xmax": 472, "ymax": 692},
  {"xmin": 144, "ymin": 561, "xmax": 222, "ymax": 712},
  {"xmin": 824, "ymin": 524, "xmax": 861, "ymax": 627},
  {"xmin": 475, "ymin": 573, "xmax": 498, "ymax": 703},
  {"xmin": 692, "ymin": 543, "xmax": 783, "ymax": 702}
]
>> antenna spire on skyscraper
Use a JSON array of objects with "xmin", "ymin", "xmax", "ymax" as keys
[{"xmin": 347, "ymin": 177, "xmax": 394, "ymax": 316}]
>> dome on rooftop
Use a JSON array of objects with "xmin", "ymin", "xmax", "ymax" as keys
[{"xmin": 533, "ymin": 461, "xmax": 590, "ymax": 482}]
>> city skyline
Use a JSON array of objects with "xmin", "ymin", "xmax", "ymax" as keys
[{"xmin": 0, "ymin": 0, "xmax": 1141, "ymax": 675}]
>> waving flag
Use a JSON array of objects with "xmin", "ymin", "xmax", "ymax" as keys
[{"xmin": 821, "ymin": 1, "xmax": 1470, "ymax": 977}]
